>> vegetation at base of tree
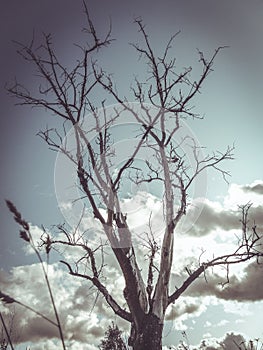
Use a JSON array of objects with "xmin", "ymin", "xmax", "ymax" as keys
[{"xmin": 99, "ymin": 322, "xmax": 128, "ymax": 350}]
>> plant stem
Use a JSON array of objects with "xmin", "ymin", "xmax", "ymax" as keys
[
  {"xmin": 0, "ymin": 312, "xmax": 15, "ymax": 350},
  {"xmin": 30, "ymin": 236, "xmax": 66, "ymax": 350}
]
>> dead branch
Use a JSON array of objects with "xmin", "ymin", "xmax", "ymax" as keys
[{"xmin": 168, "ymin": 204, "xmax": 262, "ymax": 305}]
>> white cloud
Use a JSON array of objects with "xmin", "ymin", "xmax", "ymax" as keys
[
  {"xmin": 21, "ymin": 339, "xmax": 99, "ymax": 350},
  {"xmin": 0, "ymin": 262, "xmax": 126, "ymax": 348},
  {"xmin": 166, "ymin": 297, "xmax": 206, "ymax": 322},
  {"xmin": 224, "ymin": 181, "xmax": 263, "ymax": 209},
  {"xmin": 194, "ymin": 332, "xmax": 249, "ymax": 350},
  {"xmin": 22, "ymin": 224, "xmax": 46, "ymax": 256},
  {"xmin": 202, "ymin": 332, "xmax": 213, "ymax": 339},
  {"xmin": 217, "ymin": 319, "xmax": 230, "ymax": 327},
  {"xmin": 2, "ymin": 181, "xmax": 263, "ymax": 348},
  {"xmin": 221, "ymin": 300, "xmax": 253, "ymax": 317},
  {"xmin": 204, "ymin": 321, "xmax": 212, "ymax": 328},
  {"xmin": 185, "ymin": 260, "xmax": 263, "ymax": 303}
]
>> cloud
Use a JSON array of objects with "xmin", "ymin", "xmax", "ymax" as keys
[
  {"xmin": 204, "ymin": 321, "xmax": 212, "ymax": 328},
  {"xmin": 164, "ymin": 296, "xmax": 209, "ymax": 334},
  {"xmin": 21, "ymin": 224, "xmax": 46, "ymax": 256},
  {"xmin": 218, "ymin": 262, "xmax": 263, "ymax": 301},
  {"xmin": 186, "ymin": 261, "xmax": 263, "ymax": 302},
  {"xmin": 52, "ymin": 183, "xmax": 263, "ymax": 257},
  {"xmin": 19, "ymin": 317, "xmax": 59, "ymax": 342},
  {"xmin": 23, "ymin": 339, "xmax": 99, "ymax": 350},
  {"xmin": 240, "ymin": 181, "xmax": 263, "ymax": 196},
  {"xmin": 165, "ymin": 298, "xmax": 203, "ymax": 321},
  {"xmin": 217, "ymin": 319, "xmax": 230, "ymax": 327},
  {"xmin": 58, "ymin": 191, "xmax": 166, "ymax": 247},
  {"xmin": 0, "ymin": 262, "xmax": 127, "ymax": 348},
  {"xmin": 184, "ymin": 197, "xmax": 263, "ymax": 238},
  {"xmin": 224, "ymin": 181, "xmax": 263, "ymax": 209},
  {"xmin": 198, "ymin": 333, "xmax": 247, "ymax": 350},
  {"xmin": 184, "ymin": 200, "xmax": 239, "ymax": 236},
  {"xmin": 1, "ymin": 181, "xmax": 263, "ymax": 347}
]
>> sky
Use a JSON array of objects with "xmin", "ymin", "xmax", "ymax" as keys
[{"xmin": 0, "ymin": 0, "xmax": 263, "ymax": 349}]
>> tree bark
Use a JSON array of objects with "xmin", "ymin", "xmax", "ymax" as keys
[{"xmin": 129, "ymin": 313, "xmax": 163, "ymax": 350}]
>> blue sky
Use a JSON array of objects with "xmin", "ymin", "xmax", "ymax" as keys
[{"xmin": 0, "ymin": 0, "xmax": 263, "ymax": 348}]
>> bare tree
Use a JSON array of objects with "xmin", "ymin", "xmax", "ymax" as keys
[{"xmin": 6, "ymin": 3, "xmax": 263, "ymax": 350}]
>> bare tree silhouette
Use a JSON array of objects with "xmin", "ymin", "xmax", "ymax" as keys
[{"xmin": 5, "ymin": 3, "xmax": 263, "ymax": 349}]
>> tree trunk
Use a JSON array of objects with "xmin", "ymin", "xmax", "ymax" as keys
[{"xmin": 129, "ymin": 313, "xmax": 163, "ymax": 350}]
